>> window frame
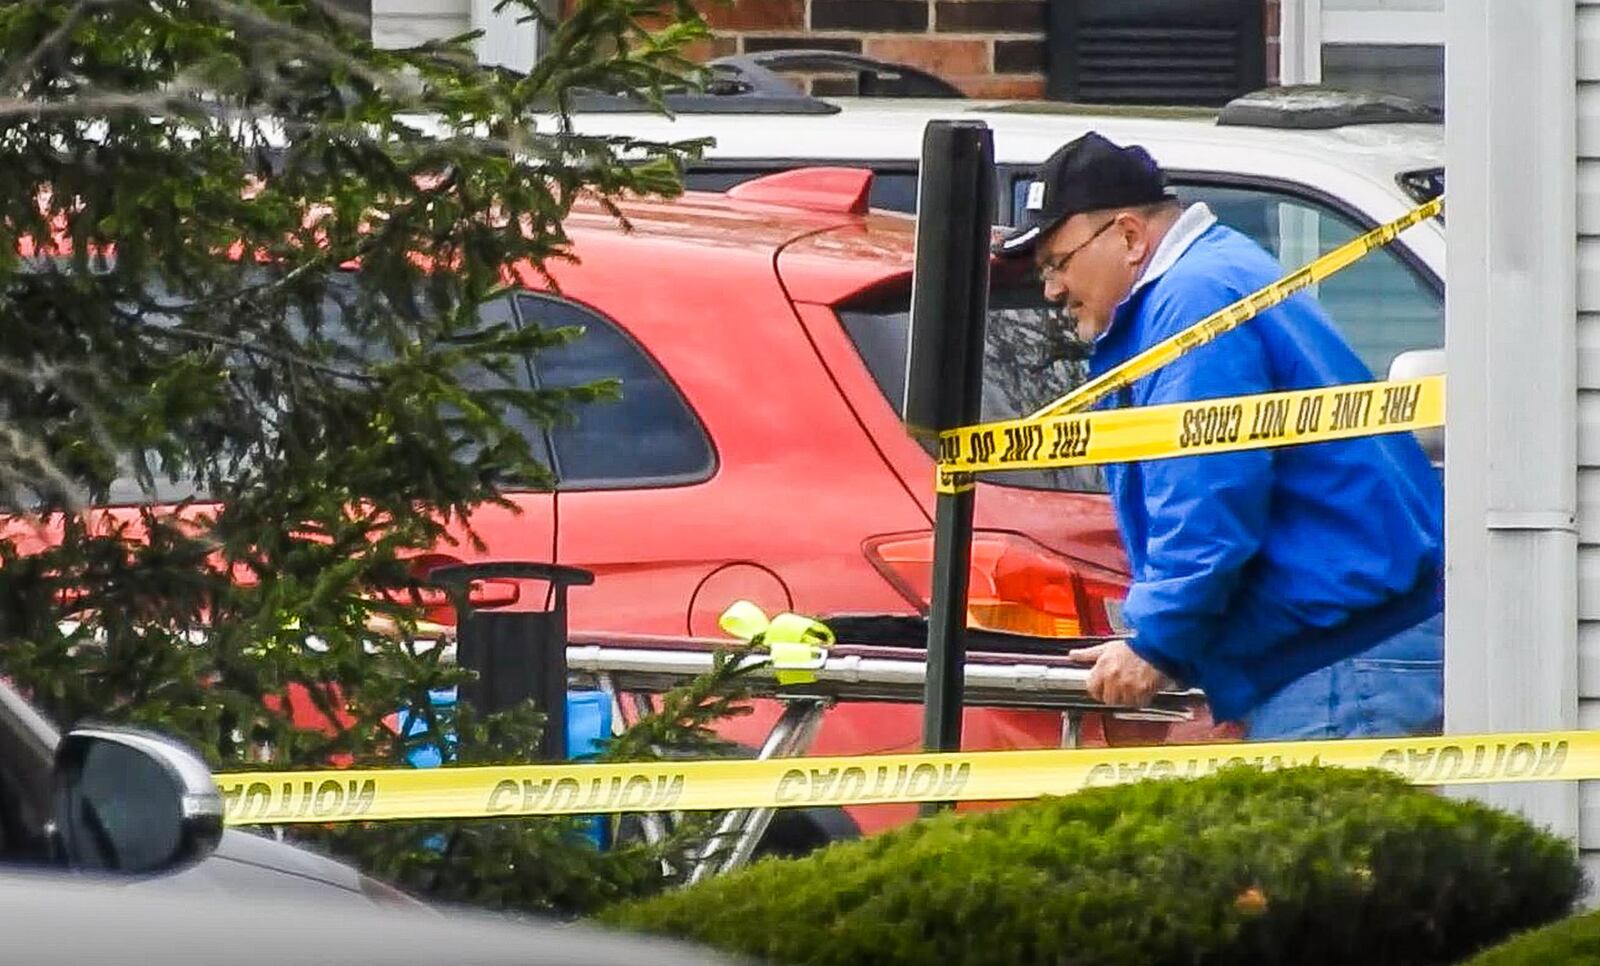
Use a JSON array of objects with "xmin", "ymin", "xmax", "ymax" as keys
[
  {"xmin": 1279, "ymin": 0, "xmax": 1445, "ymax": 85},
  {"xmin": 513, "ymin": 292, "xmax": 719, "ymax": 493}
]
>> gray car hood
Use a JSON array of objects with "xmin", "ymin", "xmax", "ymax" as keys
[
  {"xmin": 150, "ymin": 828, "xmax": 378, "ymax": 901},
  {"xmin": 0, "ymin": 870, "xmax": 747, "ymax": 966}
]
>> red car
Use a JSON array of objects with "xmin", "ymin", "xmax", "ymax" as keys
[{"xmin": 416, "ymin": 169, "xmax": 1216, "ymax": 833}]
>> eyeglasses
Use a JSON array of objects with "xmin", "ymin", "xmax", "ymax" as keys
[{"xmin": 1036, "ymin": 217, "xmax": 1118, "ymax": 280}]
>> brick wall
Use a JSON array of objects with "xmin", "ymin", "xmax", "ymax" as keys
[
  {"xmin": 680, "ymin": 0, "xmax": 1052, "ymax": 99},
  {"xmin": 581, "ymin": 0, "xmax": 1285, "ymax": 100}
]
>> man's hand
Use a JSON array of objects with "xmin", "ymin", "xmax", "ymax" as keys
[{"xmin": 1066, "ymin": 640, "xmax": 1172, "ymax": 708}]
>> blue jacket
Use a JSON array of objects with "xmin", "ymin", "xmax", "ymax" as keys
[{"xmin": 1091, "ymin": 207, "xmax": 1444, "ymax": 722}]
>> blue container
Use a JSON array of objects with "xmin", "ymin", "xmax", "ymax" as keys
[
  {"xmin": 397, "ymin": 688, "xmax": 613, "ymax": 847},
  {"xmin": 564, "ymin": 689, "xmax": 612, "ymax": 760}
]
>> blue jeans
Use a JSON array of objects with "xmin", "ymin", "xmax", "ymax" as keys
[{"xmin": 1244, "ymin": 612, "xmax": 1444, "ymax": 740}]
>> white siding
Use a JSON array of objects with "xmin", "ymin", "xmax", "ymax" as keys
[
  {"xmin": 1581, "ymin": 392, "xmax": 1600, "ymax": 468},
  {"xmin": 1578, "ymin": 0, "xmax": 1600, "ymax": 868},
  {"xmin": 371, "ymin": 0, "xmax": 469, "ymax": 49},
  {"xmin": 1582, "ymin": 0, "xmax": 1600, "ymax": 73},
  {"xmin": 369, "ymin": 0, "xmax": 540, "ymax": 71},
  {"xmin": 1581, "ymin": 238, "xmax": 1600, "ymax": 313},
  {"xmin": 1577, "ymin": 313, "xmax": 1600, "ymax": 390}
]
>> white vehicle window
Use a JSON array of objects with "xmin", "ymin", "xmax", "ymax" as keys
[
  {"xmin": 1001, "ymin": 172, "xmax": 1442, "ymax": 376},
  {"xmin": 1174, "ymin": 182, "xmax": 1444, "ymax": 376}
]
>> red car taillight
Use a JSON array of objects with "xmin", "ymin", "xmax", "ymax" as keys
[{"xmin": 863, "ymin": 531, "xmax": 1127, "ymax": 638}]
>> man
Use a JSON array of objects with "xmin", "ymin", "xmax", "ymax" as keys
[{"xmin": 996, "ymin": 132, "xmax": 1444, "ymax": 739}]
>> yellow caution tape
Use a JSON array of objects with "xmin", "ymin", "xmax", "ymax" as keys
[
  {"xmin": 217, "ymin": 728, "xmax": 1587, "ymax": 825},
  {"xmin": 931, "ymin": 197, "xmax": 1445, "ymax": 495},
  {"xmin": 1030, "ymin": 195, "xmax": 1443, "ymax": 421},
  {"xmin": 717, "ymin": 600, "xmax": 833, "ymax": 685},
  {"xmin": 936, "ymin": 374, "xmax": 1444, "ymax": 493}
]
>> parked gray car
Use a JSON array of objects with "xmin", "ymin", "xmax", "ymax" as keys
[
  {"xmin": 0, "ymin": 869, "xmax": 743, "ymax": 965},
  {"xmin": 0, "ymin": 677, "xmax": 408, "ymax": 901},
  {"xmin": 17, "ymin": 713, "xmax": 742, "ymax": 964}
]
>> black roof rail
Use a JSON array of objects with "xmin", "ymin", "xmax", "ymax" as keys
[
  {"xmin": 547, "ymin": 50, "xmax": 964, "ymax": 114},
  {"xmin": 708, "ymin": 50, "xmax": 967, "ymax": 99},
  {"xmin": 554, "ymin": 58, "xmax": 838, "ymax": 114},
  {"xmin": 1217, "ymin": 84, "xmax": 1441, "ymax": 129},
  {"xmin": 561, "ymin": 89, "xmax": 840, "ymax": 115}
]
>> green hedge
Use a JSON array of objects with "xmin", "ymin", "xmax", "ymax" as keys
[
  {"xmin": 600, "ymin": 767, "xmax": 1582, "ymax": 966},
  {"xmin": 1464, "ymin": 909, "xmax": 1600, "ymax": 965}
]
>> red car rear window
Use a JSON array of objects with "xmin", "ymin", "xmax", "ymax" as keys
[{"xmin": 834, "ymin": 279, "xmax": 1106, "ymax": 494}]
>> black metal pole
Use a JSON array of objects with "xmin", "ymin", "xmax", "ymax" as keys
[
  {"xmin": 923, "ymin": 484, "xmax": 976, "ymax": 756},
  {"xmin": 903, "ymin": 120, "xmax": 995, "ymax": 812}
]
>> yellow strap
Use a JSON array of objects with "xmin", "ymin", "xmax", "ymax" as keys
[
  {"xmin": 936, "ymin": 374, "xmax": 1443, "ymax": 493},
  {"xmin": 1028, "ymin": 196, "xmax": 1443, "ymax": 420},
  {"xmin": 217, "ymin": 728, "xmax": 1586, "ymax": 824},
  {"xmin": 718, "ymin": 599, "xmax": 770, "ymax": 642},
  {"xmin": 717, "ymin": 601, "xmax": 833, "ymax": 684},
  {"xmin": 766, "ymin": 612, "xmax": 835, "ymax": 648}
]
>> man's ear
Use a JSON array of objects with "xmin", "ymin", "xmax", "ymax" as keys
[{"xmin": 1118, "ymin": 213, "xmax": 1151, "ymax": 265}]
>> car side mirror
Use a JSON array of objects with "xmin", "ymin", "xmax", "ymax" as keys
[
  {"xmin": 52, "ymin": 727, "xmax": 224, "ymax": 874},
  {"xmin": 1387, "ymin": 348, "xmax": 1444, "ymax": 467}
]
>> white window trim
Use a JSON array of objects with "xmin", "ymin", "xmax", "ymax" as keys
[
  {"xmin": 1323, "ymin": 10, "xmax": 1445, "ymax": 46},
  {"xmin": 1279, "ymin": 1, "xmax": 1445, "ymax": 85},
  {"xmin": 1280, "ymin": 0, "xmax": 1325, "ymax": 84},
  {"xmin": 472, "ymin": 0, "xmax": 546, "ymax": 74}
]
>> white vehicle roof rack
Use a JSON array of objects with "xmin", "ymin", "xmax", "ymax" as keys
[{"xmin": 1217, "ymin": 84, "xmax": 1442, "ymax": 130}]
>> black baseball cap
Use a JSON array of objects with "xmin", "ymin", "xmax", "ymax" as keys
[{"xmin": 995, "ymin": 132, "xmax": 1174, "ymax": 258}]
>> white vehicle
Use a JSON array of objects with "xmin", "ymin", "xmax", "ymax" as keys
[{"xmin": 561, "ymin": 54, "xmax": 1445, "ymax": 400}]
